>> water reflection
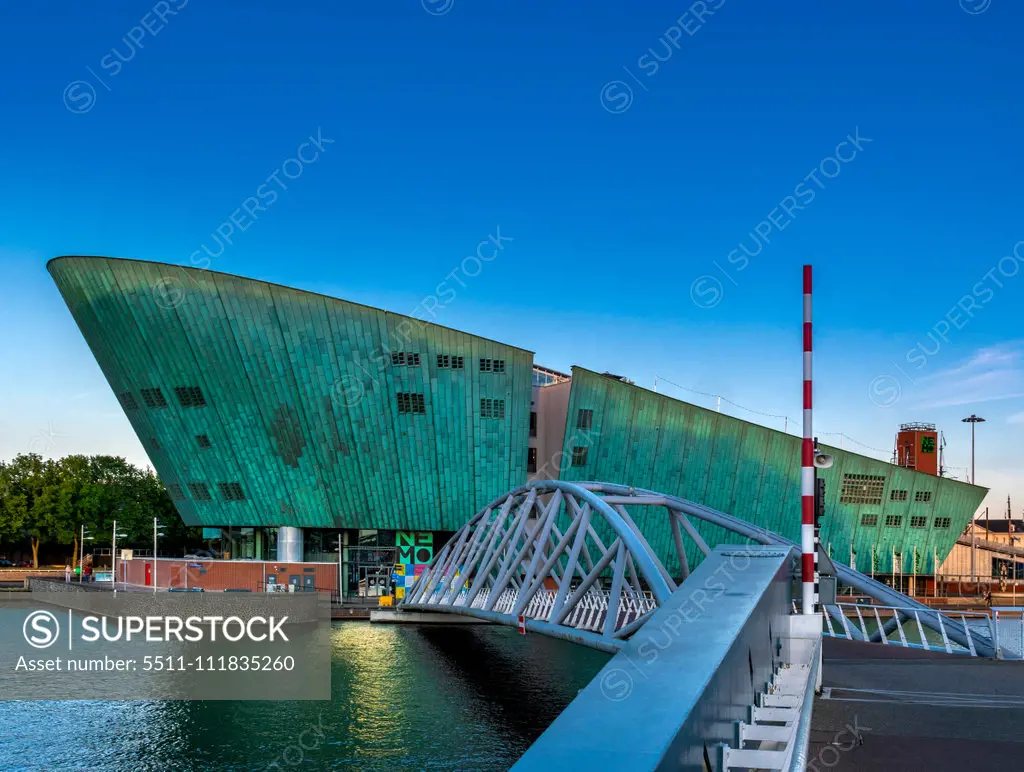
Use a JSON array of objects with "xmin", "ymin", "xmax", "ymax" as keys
[{"xmin": 0, "ymin": 622, "xmax": 609, "ymax": 771}]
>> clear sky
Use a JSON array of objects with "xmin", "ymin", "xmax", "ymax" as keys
[{"xmin": 1, "ymin": 0, "xmax": 1021, "ymax": 519}]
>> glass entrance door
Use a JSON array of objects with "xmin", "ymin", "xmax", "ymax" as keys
[{"xmin": 343, "ymin": 546, "xmax": 396, "ymax": 599}]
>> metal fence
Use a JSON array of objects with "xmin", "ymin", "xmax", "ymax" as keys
[{"xmin": 821, "ymin": 601, "xmax": 1024, "ymax": 659}]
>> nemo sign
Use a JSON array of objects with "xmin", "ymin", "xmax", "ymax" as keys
[{"xmin": 396, "ymin": 532, "xmax": 433, "ymax": 565}]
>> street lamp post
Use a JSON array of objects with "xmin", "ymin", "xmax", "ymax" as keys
[
  {"xmin": 334, "ymin": 533, "xmax": 344, "ymax": 607},
  {"xmin": 961, "ymin": 414, "xmax": 986, "ymax": 484},
  {"xmin": 79, "ymin": 525, "xmax": 93, "ymax": 583},
  {"xmin": 153, "ymin": 518, "xmax": 166, "ymax": 594},
  {"xmin": 112, "ymin": 519, "xmax": 128, "ymax": 595}
]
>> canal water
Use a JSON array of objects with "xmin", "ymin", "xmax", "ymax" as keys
[{"xmin": 0, "ymin": 620, "xmax": 610, "ymax": 770}]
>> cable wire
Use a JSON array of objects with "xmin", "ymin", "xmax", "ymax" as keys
[{"xmin": 654, "ymin": 376, "xmax": 893, "ymax": 457}]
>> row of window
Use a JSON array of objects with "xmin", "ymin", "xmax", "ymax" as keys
[
  {"xmin": 860, "ymin": 513, "xmax": 952, "ymax": 529},
  {"xmin": 889, "ymin": 489, "xmax": 932, "ymax": 503},
  {"xmin": 395, "ymin": 392, "xmax": 507, "ymax": 419},
  {"xmin": 839, "ymin": 474, "xmax": 934, "ymax": 506},
  {"xmin": 437, "ymin": 355, "xmax": 465, "ymax": 370},
  {"xmin": 390, "ymin": 353, "xmax": 503, "ymax": 373},
  {"xmin": 396, "ymin": 392, "xmax": 427, "ymax": 414},
  {"xmin": 120, "ymin": 364, "xmax": 523, "ymax": 419},
  {"xmin": 120, "ymin": 386, "xmax": 207, "ymax": 411},
  {"xmin": 165, "ymin": 482, "xmax": 246, "ymax": 503},
  {"xmin": 391, "ymin": 352, "xmax": 421, "ymax": 367}
]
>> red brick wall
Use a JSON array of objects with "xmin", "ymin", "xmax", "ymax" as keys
[{"xmin": 123, "ymin": 559, "xmax": 338, "ymax": 593}]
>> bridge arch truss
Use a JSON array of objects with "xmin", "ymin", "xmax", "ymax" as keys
[{"xmin": 401, "ymin": 480, "xmax": 994, "ymax": 656}]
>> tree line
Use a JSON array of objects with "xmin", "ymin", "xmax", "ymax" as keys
[{"xmin": 0, "ymin": 453, "xmax": 200, "ymax": 567}]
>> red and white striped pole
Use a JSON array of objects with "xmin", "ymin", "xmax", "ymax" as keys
[{"xmin": 801, "ymin": 265, "xmax": 816, "ymax": 614}]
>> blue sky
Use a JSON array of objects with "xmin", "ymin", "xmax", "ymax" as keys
[{"xmin": 1, "ymin": 0, "xmax": 1021, "ymax": 519}]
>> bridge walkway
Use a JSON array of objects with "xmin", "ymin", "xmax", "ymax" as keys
[{"xmin": 808, "ymin": 637, "xmax": 1024, "ymax": 770}]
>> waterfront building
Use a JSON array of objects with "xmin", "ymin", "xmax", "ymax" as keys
[{"xmin": 49, "ymin": 256, "xmax": 987, "ymax": 597}]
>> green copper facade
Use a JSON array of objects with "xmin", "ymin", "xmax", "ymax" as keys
[
  {"xmin": 48, "ymin": 256, "xmax": 533, "ymax": 531},
  {"xmin": 559, "ymin": 367, "xmax": 987, "ymax": 574},
  {"xmin": 49, "ymin": 258, "xmax": 986, "ymax": 574}
]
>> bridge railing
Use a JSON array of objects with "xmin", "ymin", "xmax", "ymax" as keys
[
  {"xmin": 820, "ymin": 601, "xmax": 1022, "ymax": 658},
  {"xmin": 403, "ymin": 479, "xmax": 999, "ymax": 655}
]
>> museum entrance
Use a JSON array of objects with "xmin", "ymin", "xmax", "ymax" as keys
[{"xmin": 343, "ymin": 545, "xmax": 396, "ymax": 599}]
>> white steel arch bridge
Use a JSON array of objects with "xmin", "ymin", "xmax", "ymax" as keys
[{"xmin": 401, "ymin": 479, "xmax": 997, "ymax": 658}]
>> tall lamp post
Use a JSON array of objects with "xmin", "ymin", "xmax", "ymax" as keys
[
  {"xmin": 79, "ymin": 526, "xmax": 93, "ymax": 583},
  {"xmin": 153, "ymin": 518, "xmax": 166, "ymax": 594},
  {"xmin": 111, "ymin": 519, "xmax": 128, "ymax": 595},
  {"xmin": 334, "ymin": 533, "xmax": 344, "ymax": 606},
  {"xmin": 961, "ymin": 414, "xmax": 985, "ymax": 484}
]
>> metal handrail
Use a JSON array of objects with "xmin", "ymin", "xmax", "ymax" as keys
[
  {"xmin": 787, "ymin": 640, "xmax": 822, "ymax": 772},
  {"xmin": 824, "ymin": 601, "xmax": 999, "ymax": 657}
]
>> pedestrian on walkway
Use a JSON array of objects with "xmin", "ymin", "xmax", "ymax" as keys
[{"xmin": 65, "ymin": 564, "xmax": 71, "ymax": 583}]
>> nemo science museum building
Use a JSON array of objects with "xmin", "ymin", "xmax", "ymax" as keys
[{"xmin": 49, "ymin": 256, "xmax": 987, "ymax": 598}]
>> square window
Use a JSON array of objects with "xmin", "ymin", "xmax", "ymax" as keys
[
  {"xmin": 577, "ymin": 409, "xmax": 593, "ymax": 430},
  {"xmin": 884, "ymin": 514, "xmax": 903, "ymax": 528},
  {"xmin": 140, "ymin": 387, "xmax": 169, "ymax": 409},
  {"xmin": 187, "ymin": 482, "xmax": 212, "ymax": 501},
  {"xmin": 174, "ymin": 386, "xmax": 206, "ymax": 408},
  {"xmin": 480, "ymin": 398, "xmax": 504, "ymax": 419},
  {"xmin": 393, "ymin": 352, "xmax": 419, "ymax": 367},
  {"xmin": 890, "ymin": 489, "xmax": 907, "ymax": 502},
  {"xmin": 839, "ymin": 474, "xmax": 886, "ymax": 505},
  {"xmin": 934, "ymin": 517, "xmax": 952, "ymax": 529},
  {"xmin": 571, "ymin": 446, "xmax": 588, "ymax": 466},
  {"xmin": 196, "ymin": 434, "xmax": 212, "ymax": 449},
  {"xmin": 494, "ymin": 359, "xmax": 505, "ymax": 373},
  {"xmin": 914, "ymin": 490, "xmax": 932, "ymax": 503},
  {"xmin": 860, "ymin": 513, "xmax": 878, "ymax": 527},
  {"xmin": 218, "ymin": 482, "xmax": 245, "ymax": 502},
  {"xmin": 166, "ymin": 483, "xmax": 185, "ymax": 501},
  {"xmin": 118, "ymin": 392, "xmax": 139, "ymax": 411},
  {"xmin": 397, "ymin": 392, "xmax": 425, "ymax": 414},
  {"xmin": 480, "ymin": 358, "xmax": 492, "ymax": 372},
  {"xmin": 910, "ymin": 515, "xmax": 927, "ymax": 528},
  {"xmin": 437, "ymin": 353, "xmax": 465, "ymax": 370}
]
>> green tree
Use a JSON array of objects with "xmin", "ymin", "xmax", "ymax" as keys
[
  {"xmin": 0, "ymin": 454, "xmax": 58, "ymax": 566},
  {"xmin": 51, "ymin": 455, "xmax": 97, "ymax": 568},
  {"xmin": 0, "ymin": 453, "xmax": 201, "ymax": 566},
  {"xmin": 0, "ymin": 458, "xmax": 29, "ymax": 553}
]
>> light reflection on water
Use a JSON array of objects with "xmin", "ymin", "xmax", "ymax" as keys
[{"xmin": 0, "ymin": 622, "xmax": 609, "ymax": 771}]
